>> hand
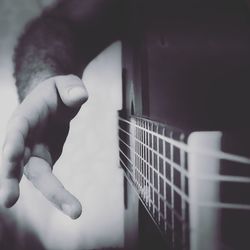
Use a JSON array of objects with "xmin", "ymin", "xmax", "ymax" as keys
[{"xmin": 0, "ymin": 75, "xmax": 88, "ymax": 219}]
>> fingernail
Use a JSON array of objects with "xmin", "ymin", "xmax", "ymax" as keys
[{"xmin": 68, "ymin": 87, "xmax": 86, "ymax": 100}]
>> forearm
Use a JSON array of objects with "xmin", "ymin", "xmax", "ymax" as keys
[
  {"xmin": 14, "ymin": 0, "xmax": 125, "ymax": 102},
  {"xmin": 14, "ymin": 16, "xmax": 83, "ymax": 101}
]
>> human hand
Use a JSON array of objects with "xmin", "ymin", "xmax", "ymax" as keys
[{"xmin": 0, "ymin": 75, "xmax": 88, "ymax": 219}]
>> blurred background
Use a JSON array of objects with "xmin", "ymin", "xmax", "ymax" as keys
[{"xmin": 0, "ymin": 0, "xmax": 124, "ymax": 249}]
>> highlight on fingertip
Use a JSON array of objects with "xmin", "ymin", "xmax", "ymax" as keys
[
  {"xmin": 68, "ymin": 87, "xmax": 88, "ymax": 101},
  {"xmin": 55, "ymin": 75, "xmax": 89, "ymax": 108},
  {"xmin": 62, "ymin": 201, "xmax": 82, "ymax": 219}
]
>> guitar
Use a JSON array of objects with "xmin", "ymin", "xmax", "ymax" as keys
[{"xmin": 119, "ymin": 1, "xmax": 250, "ymax": 249}]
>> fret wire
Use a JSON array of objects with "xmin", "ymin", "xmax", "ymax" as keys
[
  {"xmin": 141, "ymin": 120, "xmax": 143, "ymax": 194},
  {"xmin": 142, "ymin": 120, "xmax": 145, "ymax": 196},
  {"xmin": 170, "ymin": 131, "xmax": 175, "ymax": 246},
  {"xmin": 144, "ymin": 121, "xmax": 148, "ymax": 205},
  {"xmin": 152, "ymin": 124, "xmax": 156, "ymax": 215},
  {"xmin": 135, "ymin": 118, "xmax": 138, "ymax": 189},
  {"xmin": 180, "ymin": 138, "xmax": 186, "ymax": 245},
  {"xmin": 136, "ymin": 118, "xmax": 139, "ymax": 187},
  {"xmin": 162, "ymin": 127, "xmax": 168, "ymax": 232},
  {"xmin": 143, "ymin": 122, "xmax": 147, "ymax": 205},
  {"xmin": 119, "ymin": 117, "xmax": 250, "ymax": 164},
  {"xmin": 148, "ymin": 121, "xmax": 153, "ymax": 211},
  {"xmin": 147, "ymin": 121, "xmax": 150, "ymax": 206},
  {"xmin": 157, "ymin": 126, "xmax": 161, "ymax": 223},
  {"xmin": 148, "ymin": 122, "xmax": 151, "ymax": 208},
  {"xmin": 139, "ymin": 119, "xmax": 141, "ymax": 189},
  {"xmin": 144, "ymin": 122, "xmax": 147, "ymax": 205},
  {"xmin": 133, "ymin": 118, "xmax": 137, "ymax": 180}
]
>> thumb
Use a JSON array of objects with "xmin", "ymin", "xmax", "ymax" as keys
[{"xmin": 55, "ymin": 75, "xmax": 89, "ymax": 108}]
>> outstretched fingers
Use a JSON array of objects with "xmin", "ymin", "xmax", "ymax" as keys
[
  {"xmin": 24, "ymin": 156, "xmax": 82, "ymax": 219},
  {"xmin": 0, "ymin": 84, "xmax": 52, "ymax": 207},
  {"xmin": 0, "ymin": 75, "xmax": 87, "ymax": 215}
]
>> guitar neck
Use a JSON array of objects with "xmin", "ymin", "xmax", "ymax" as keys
[{"xmin": 119, "ymin": 113, "xmax": 250, "ymax": 250}]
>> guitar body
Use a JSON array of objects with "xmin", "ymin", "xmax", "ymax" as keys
[{"xmin": 119, "ymin": 1, "xmax": 250, "ymax": 249}]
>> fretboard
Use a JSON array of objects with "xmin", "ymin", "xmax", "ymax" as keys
[{"xmin": 118, "ymin": 114, "xmax": 250, "ymax": 250}]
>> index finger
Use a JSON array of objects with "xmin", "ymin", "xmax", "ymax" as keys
[{"xmin": 0, "ymin": 115, "xmax": 30, "ymax": 207}]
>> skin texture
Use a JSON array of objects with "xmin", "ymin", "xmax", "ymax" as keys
[{"xmin": 0, "ymin": 0, "xmax": 125, "ymax": 219}]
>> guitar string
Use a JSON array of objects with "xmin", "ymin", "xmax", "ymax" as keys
[{"xmin": 119, "ymin": 117, "xmax": 250, "ymax": 165}]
